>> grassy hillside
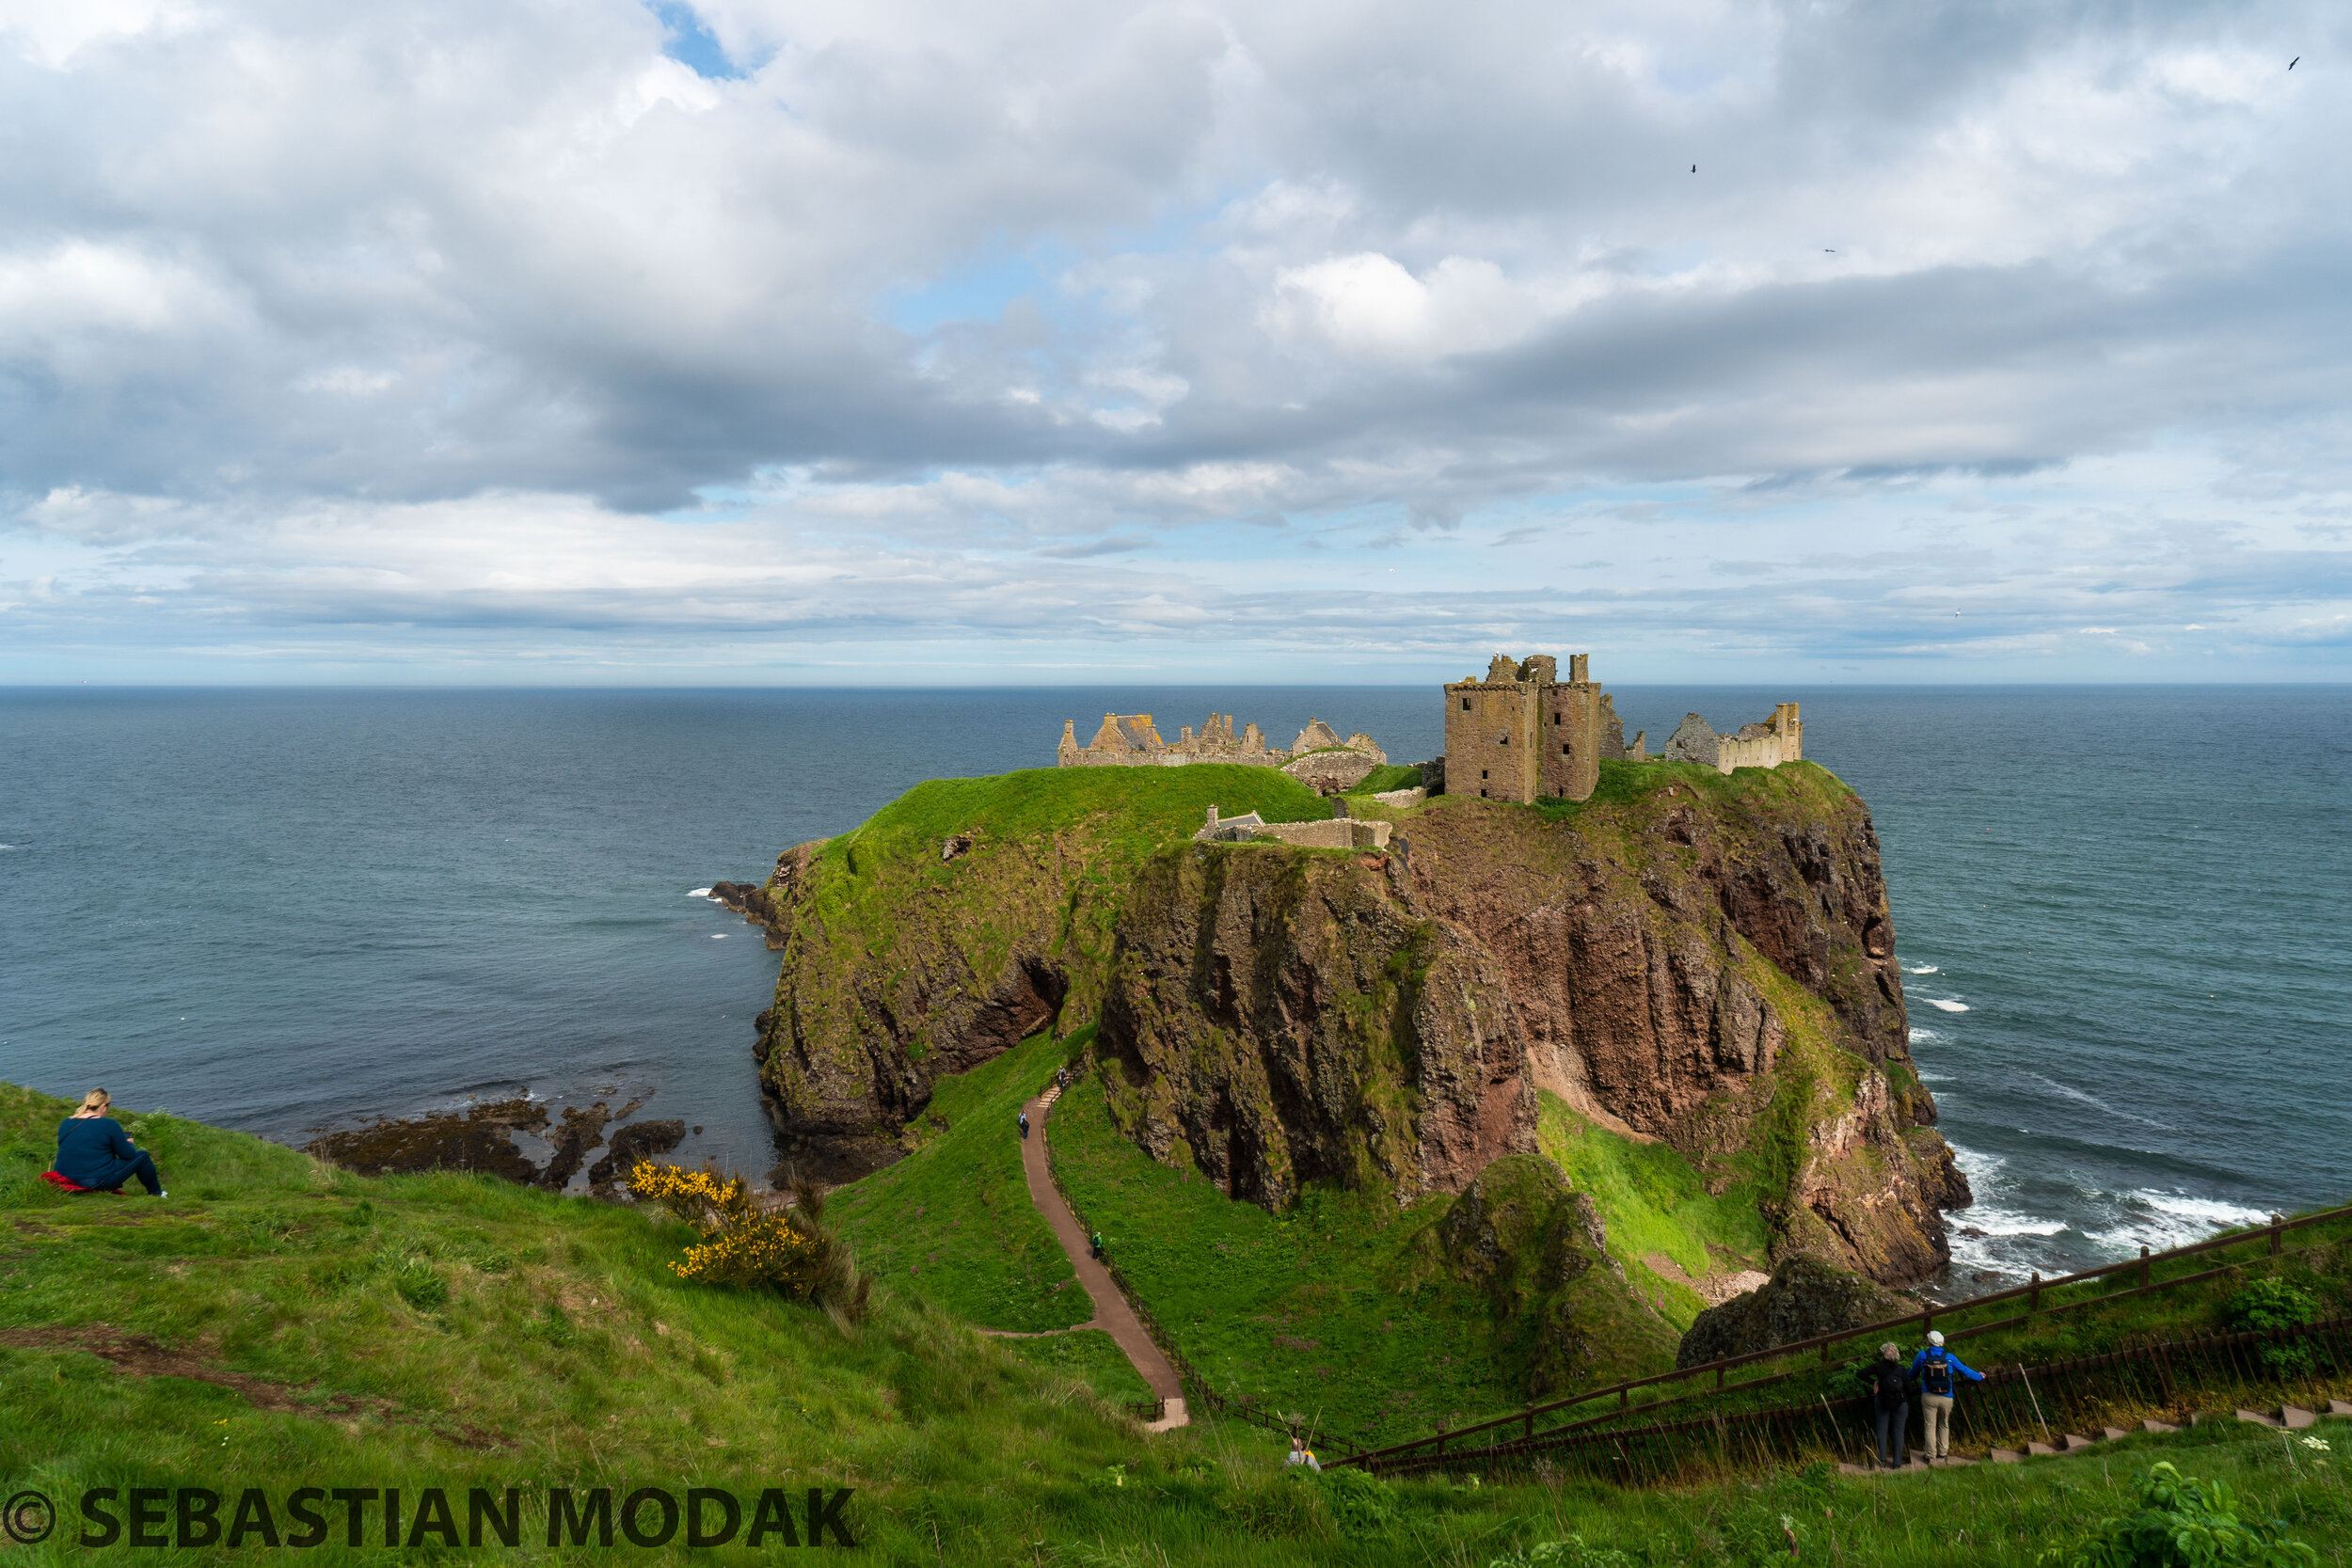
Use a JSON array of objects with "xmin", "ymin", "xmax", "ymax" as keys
[
  {"xmin": 4, "ymin": 1083, "xmax": 2348, "ymax": 1562},
  {"xmin": 1044, "ymin": 1058, "xmax": 1534, "ymax": 1444},
  {"xmin": 1534, "ymin": 1092, "xmax": 1773, "ymax": 1331},
  {"xmin": 828, "ymin": 1030, "xmax": 1089, "ymax": 1333}
]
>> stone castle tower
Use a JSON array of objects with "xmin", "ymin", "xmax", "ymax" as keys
[{"xmin": 1443, "ymin": 652, "xmax": 1605, "ymax": 803}]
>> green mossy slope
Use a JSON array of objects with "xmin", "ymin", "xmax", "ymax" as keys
[{"xmin": 828, "ymin": 1029, "xmax": 1090, "ymax": 1333}]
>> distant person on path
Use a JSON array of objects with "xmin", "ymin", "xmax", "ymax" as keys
[
  {"xmin": 1858, "ymin": 1342, "xmax": 1912, "ymax": 1468},
  {"xmin": 1284, "ymin": 1435, "xmax": 1321, "ymax": 1473},
  {"xmin": 1910, "ymin": 1331, "xmax": 1983, "ymax": 1461},
  {"xmin": 53, "ymin": 1089, "xmax": 166, "ymax": 1197},
  {"xmin": 1018, "ymin": 1111, "xmax": 1029, "ymax": 1140},
  {"xmin": 1089, "ymin": 1229, "xmax": 1104, "ymax": 1260}
]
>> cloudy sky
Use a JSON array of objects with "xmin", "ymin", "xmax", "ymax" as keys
[{"xmin": 1, "ymin": 0, "xmax": 2346, "ymax": 683}]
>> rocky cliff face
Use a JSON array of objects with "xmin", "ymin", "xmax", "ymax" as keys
[
  {"xmin": 748, "ymin": 760, "xmax": 1968, "ymax": 1287},
  {"xmin": 1091, "ymin": 764, "xmax": 1967, "ymax": 1286}
]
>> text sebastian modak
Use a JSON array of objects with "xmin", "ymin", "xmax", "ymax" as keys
[{"xmin": 4, "ymin": 1484, "xmax": 856, "ymax": 1549}]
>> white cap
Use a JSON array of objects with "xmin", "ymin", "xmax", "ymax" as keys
[{"xmin": 1927, "ymin": 1330, "xmax": 1945, "ymax": 1346}]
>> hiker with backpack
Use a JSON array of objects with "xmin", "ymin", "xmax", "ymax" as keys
[
  {"xmin": 1018, "ymin": 1110, "xmax": 1030, "ymax": 1140},
  {"xmin": 1857, "ymin": 1342, "xmax": 1913, "ymax": 1468},
  {"xmin": 1910, "ymin": 1330, "xmax": 1984, "ymax": 1462}
]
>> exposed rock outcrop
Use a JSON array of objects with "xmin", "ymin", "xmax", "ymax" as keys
[
  {"xmin": 1674, "ymin": 1254, "xmax": 1918, "ymax": 1368},
  {"xmin": 1406, "ymin": 1154, "xmax": 1678, "ymax": 1396}
]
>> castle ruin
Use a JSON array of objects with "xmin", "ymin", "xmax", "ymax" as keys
[
  {"xmin": 1057, "ymin": 709, "xmax": 1388, "ymax": 788},
  {"xmin": 1440, "ymin": 653, "xmax": 1801, "ymax": 804}
]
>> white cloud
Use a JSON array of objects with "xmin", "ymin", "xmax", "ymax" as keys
[{"xmin": 0, "ymin": 0, "xmax": 2348, "ymax": 678}]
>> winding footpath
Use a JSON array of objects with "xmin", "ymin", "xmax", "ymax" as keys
[{"xmin": 1001, "ymin": 1082, "xmax": 1188, "ymax": 1433}]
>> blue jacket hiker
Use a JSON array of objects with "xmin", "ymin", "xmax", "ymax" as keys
[
  {"xmin": 1910, "ymin": 1332, "xmax": 1984, "ymax": 1462},
  {"xmin": 54, "ymin": 1089, "xmax": 166, "ymax": 1196}
]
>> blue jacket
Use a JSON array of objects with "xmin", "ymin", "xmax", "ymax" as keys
[
  {"xmin": 55, "ymin": 1117, "xmax": 145, "ymax": 1190},
  {"xmin": 1910, "ymin": 1347, "xmax": 1984, "ymax": 1394}
]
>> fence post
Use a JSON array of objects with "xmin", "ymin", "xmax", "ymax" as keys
[
  {"xmin": 2029, "ymin": 1272, "xmax": 2041, "ymax": 1312},
  {"xmin": 2139, "ymin": 1245, "xmax": 2151, "ymax": 1288},
  {"xmin": 1820, "ymin": 1338, "xmax": 1830, "ymax": 1367},
  {"xmin": 2270, "ymin": 1215, "xmax": 2282, "ymax": 1257},
  {"xmin": 1620, "ymin": 1387, "xmax": 1629, "ymax": 1415},
  {"xmin": 1717, "ymin": 1365, "xmax": 1726, "ymax": 1391}
]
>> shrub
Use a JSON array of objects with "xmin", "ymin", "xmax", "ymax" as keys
[
  {"xmin": 2225, "ymin": 1279, "xmax": 2322, "ymax": 1378},
  {"xmin": 1316, "ymin": 1465, "xmax": 1395, "ymax": 1535},
  {"xmin": 2037, "ymin": 1461, "xmax": 2316, "ymax": 1567},
  {"xmin": 631, "ymin": 1163, "xmax": 869, "ymax": 1323},
  {"xmin": 1486, "ymin": 1537, "xmax": 1640, "ymax": 1568}
]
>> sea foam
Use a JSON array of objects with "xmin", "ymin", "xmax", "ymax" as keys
[
  {"xmin": 1905, "ymin": 963, "xmax": 1938, "ymax": 974},
  {"xmin": 688, "ymin": 886, "xmax": 713, "ymax": 898},
  {"xmin": 1926, "ymin": 998, "xmax": 1969, "ymax": 1012}
]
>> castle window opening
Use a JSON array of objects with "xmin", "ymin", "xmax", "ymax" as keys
[
  {"xmin": 1561, "ymin": 743, "xmax": 1569, "ymax": 754},
  {"xmin": 1498, "ymin": 734, "xmax": 1507, "ymax": 745},
  {"xmin": 1461, "ymin": 698, "xmax": 1470, "ymax": 711},
  {"xmin": 1481, "ymin": 769, "xmax": 1488, "ymax": 780}
]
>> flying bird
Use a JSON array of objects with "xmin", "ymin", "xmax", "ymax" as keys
[
  {"xmin": 1691, "ymin": 164, "xmax": 1697, "ymax": 173},
  {"xmin": 2288, "ymin": 55, "xmax": 2298, "ymax": 68},
  {"xmin": 1824, "ymin": 248, "xmax": 1836, "ymax": 253}
]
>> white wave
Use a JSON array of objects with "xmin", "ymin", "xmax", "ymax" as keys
[
  {"xmin": 1917, "ymin": 1072, "xmax": 1955, "ymax": 1084},
  {"xmin": 1926, "ymin": 998, "xmax": 1969, "ymax": 1012},
  {"xmin": 710, "ymin": 933, "xmax": 727, "ymax": 940},
  {"xmin": 1908, "ymin": 1027, "xmax": 1939, "ymax": 1044},
  {"xmin": 1905, "ymin": 964, "xmax": 1938, "ymax": 974},
  {"xmin": 2090, "ymin": 1191, "xmax": 2275, "ymax": 1253},
  {"xmin": 2026, "ymin": 1073, "xmax": 2173, "ymax": 1132},
  {"xmin": 688, "ymin": 886, "xmax": 713, "ymax": 898}
]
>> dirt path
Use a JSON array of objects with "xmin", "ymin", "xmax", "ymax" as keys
[{"xmin": 1016, "ymin": 1086, "xmax": 1188, "ymax": 1432}]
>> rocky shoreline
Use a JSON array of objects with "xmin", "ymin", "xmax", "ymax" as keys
[{"xmin": 304, "ymin": 1096, "xmax": 686, "ymax": 1196}]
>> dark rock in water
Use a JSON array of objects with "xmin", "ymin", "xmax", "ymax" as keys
[
  {"xmin": 536, "ymin": 1101, "xmax": 612, "ymax": 1190},
  {"xmin": 588, "ymin": 1118, "xmax": 687, "ymax": 1193},
  {"xmin": 1675, "ymin": 1255, "xmax": 1916, "ymax": 1369},
  {"xmin": 1406, "ymin": 1154, "xmax": 1677, "ymax": 1397},
  {"xmin": 306, "ymin": 1098, "xmax": 548, "ymax": 1182}
]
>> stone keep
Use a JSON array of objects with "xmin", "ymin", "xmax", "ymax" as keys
[{"xmin": 1443, "ymin": 652, "xmax": 1604, "ymax": 804}]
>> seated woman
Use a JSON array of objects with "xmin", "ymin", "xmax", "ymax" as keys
[{"xmin": 54, "ymin": 1089, "xmax": 167, "ymax": 1197}]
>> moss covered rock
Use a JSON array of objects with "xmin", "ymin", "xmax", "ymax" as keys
[{"xmin": 1674, "ymin": 1254, "xmax": 1918, "ymax": 1368}]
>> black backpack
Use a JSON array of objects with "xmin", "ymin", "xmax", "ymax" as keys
[{"xmin": 1922, "ymin": 1352, "xmax": 1954, "ymax": 1397}]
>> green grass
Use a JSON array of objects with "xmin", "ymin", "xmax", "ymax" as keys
[
  {"xmin": 1045, "ymin": 1061, "xmax": 1528, "ymax": 1445},
  {"xmin": 997, "ymin": 1330, "xmax": 1154, "ymax": 1406},
  {"xmin": 829, "ymin": 1030, "xmax": 1089, "ymax": 1332},
  {"xmin": 1343, "ymin": 764, "xmax": 1423, "ymax": 796},
  {"xmin": 1534, "ymin": 1093, "xmax": 1772, "ymax": 1331},
  {"xmin": 4, "ymin": 1082, "xmax": 2347, "ymax": 1561}
]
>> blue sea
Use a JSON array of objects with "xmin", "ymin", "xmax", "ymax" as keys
[{"xmin": 2, "ymin": 686, "xmax": 2344, "ymax": 1291}]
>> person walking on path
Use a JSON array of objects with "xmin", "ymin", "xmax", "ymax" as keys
[
  {"xmin": 53, "ymin": 1089, "xmax": 166, "ymax": 1197},
  {"xmin": 1284, "ymin": 1435, "xmax": 1321, "ymax": 1473},
  {"xmin": 1858, "ymin": 1342, "xmax": 1914, "ymax": 1468},
  {"xmin": 1089, "ymin": 1228, "xmax": 1104, "ymax": 1260},
  {"xmin": 1910, "ymin": 1330, "xmax": 1983, "ymax": 1461},
  {"xmin": 1019, "ymin": 1110, "xmax": 1030, "ymax": 1140}
]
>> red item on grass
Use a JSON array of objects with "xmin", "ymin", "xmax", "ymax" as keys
[{"xmin": 38, "ymin": 1170, "xmax": 120, "ymax": 1195}]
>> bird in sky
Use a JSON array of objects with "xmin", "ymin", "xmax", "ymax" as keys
[
  {"xmin": 1824, "ymin": 248, "xmax": 1836, "ymax": 253},
  {"xmin": 1691, "ymin": 164, "xmax": 1697, "ymax": 173},
  {"xmin": 2288, "ymin": 56, "xmax": 2298, "ymax": 68}
]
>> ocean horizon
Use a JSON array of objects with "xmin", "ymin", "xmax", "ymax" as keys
[{"xmin": 4, "ymin": 682, "xmax": 2345, "ymax": 1295}]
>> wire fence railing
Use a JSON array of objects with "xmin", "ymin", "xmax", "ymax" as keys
[
  {"xmin": 1351, "ymin": 1316, "xmax": 2352, "ymax": 1483},
  {"xmin": 1332, "ymin": 1200, "xmax": 2352, "ymax": 1472}
]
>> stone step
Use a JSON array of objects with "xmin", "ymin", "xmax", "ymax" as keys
[
  {"xmin": 2330, "ymin": 1400, "xmax": 2352, "ymax": 1418},
  {"xmin": 2059, "ymin": 1433, "xmax": 2101, "ymax": 1451},
  {"xmin": 1990, "ymin": 1449, "xmax": 2024, "ymax": 1465},
  {"xmin": 1929, "ymin": 1455, "xmax": 1977, "ymax": 1468},
  {"xmin": 2237, "ymin": 1408, "xmax": 2283, "ymax": 1429},
  {"xmin": 2026, "ymin": 1442, "xmax": 2058, "ymax": 1457},
  {"xmin": 2142, "ymin": 1418, "xmax": 2180, "ymax": 1434},
  {"xmin": 2101, "ymin": 1427, "xmax": 2132, "ymax": 1442},
  {"xmin": 2281, "ymin": 1406, "xmax": 2318, "ymax": 1430}
]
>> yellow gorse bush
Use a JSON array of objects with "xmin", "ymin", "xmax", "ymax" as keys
[{"xmin": 629, "ymin": 1160, "xmax": 849, "ymax": 1308}]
